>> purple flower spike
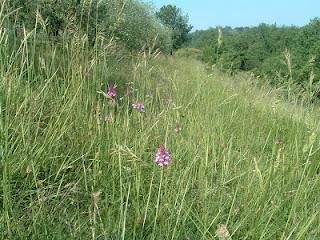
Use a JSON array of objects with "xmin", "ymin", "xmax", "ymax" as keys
[
  {"xmin": 132, "ymin": 101, "xmax": 145, "ymax": 113},
  {"xmin": 107, "ymin": 84, "xmax": 116, "ymax": 98},
  {"xmin": 155, "ymin": 144, "xmax": 172, "ymax": 167},
  {"xmin": 275, "ymin": 139, "xmax": 281, "ymax": 145}
]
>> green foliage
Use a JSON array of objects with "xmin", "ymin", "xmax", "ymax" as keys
[
  {"xmin": 156, "ymin": 5, "xmax": 193, "ymax": 51},
  {"xmin": 188, "ymin": 20, "xmax": 320, "ymax": 100},
  {"xmin": 111, "ymin": 1, "xmax": 172, "ymax": 52},
  {"xmin": 6, "ymin": 0, "xmax": 172, "ymax": 52}
]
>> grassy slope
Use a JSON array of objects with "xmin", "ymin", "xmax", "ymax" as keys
[{"xmin": 1, "ymin": 52, "xmax": 320, "ymax": 239}]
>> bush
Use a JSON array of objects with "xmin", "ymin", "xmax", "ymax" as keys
[{"xmin": 6, "ymin": 0, "xmax": 172, "ymax": 52}]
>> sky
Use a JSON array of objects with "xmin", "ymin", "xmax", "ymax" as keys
[{"xmin": 151, "ymin": 0, "xmax": 320, "ymax": 30}]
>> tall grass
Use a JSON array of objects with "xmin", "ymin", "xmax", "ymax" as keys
[{"xmin": 1, "ymin": 5, "xmax": 320, "ymax": 240}]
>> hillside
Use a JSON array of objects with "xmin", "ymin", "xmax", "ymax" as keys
[
  {"xmin": 1, "ymin": 1, "xmax": 320, "ymax": 239},
  {"xmin": 2, "ymin": 52, "xmax": 320, "ymax": 238}
]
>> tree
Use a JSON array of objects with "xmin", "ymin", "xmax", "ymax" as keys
[{"xmin": 156, "ymin": 5, "xmax": 193, "ymax": 52}]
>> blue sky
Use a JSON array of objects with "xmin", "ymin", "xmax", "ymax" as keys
[{"xmin": 151, "ymin": 0, "xmax": 320, "ymax": 30}]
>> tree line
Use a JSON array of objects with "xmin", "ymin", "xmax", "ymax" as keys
[{"xmin": 188, "ymin": 19, "xmax": 320, "ymax": 100}]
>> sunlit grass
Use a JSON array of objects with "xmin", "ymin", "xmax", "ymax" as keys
[{"xmin": 1, "ymin": 18, "xmax": 320, "ymax": 240}]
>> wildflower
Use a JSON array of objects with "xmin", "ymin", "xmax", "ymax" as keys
[
  {"xmin": 275, "ymin": 139, "xmax": 280, "ymax": 145},
  {"xmin": 106, "ymin": 84, "xmax": 116, "ymax": 98},
  {"xmin": 166, "ymin": 98, "xmax": 174, "ymax": 106},
  {"xmin": 104, "ymin": 113, "xmax": 113, "ymax": 122},
  {"xmin": 132, "ymin": 101, "xmax": 145, "ymax": 113},
  {"xmin": 155, "ymin": 144, "xmax": 172, "ymax": 166},
  {"xmin": 92, "ymin": 191, "xmax": 102, "ymax": 204},
  {"xmin": 216, "ymin": 224, "xmax": 231, "ymax": 240},
  {"xmin": 26, "ymin": 165, "xmax": 32, "ymax": 174},
  {"xmin": 36, "ymin": 180, "xmax": 44, "ymax": 188},
  {"xmin": 175, "ymin": 123, "xmax": 182, "ymax": 133}
]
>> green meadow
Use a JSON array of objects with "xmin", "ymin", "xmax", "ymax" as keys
[{"xmin": 1, "ymin": 1, "xmax": 320, "ymax": 239}]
